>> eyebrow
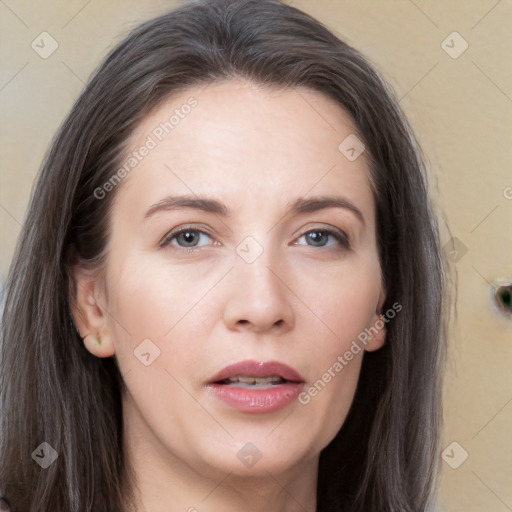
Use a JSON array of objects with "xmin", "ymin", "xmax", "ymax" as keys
[
  {"xmin": 144, "ymin": 195, "xmax": 228, "ymax": 219},
  {"xmin": 144, "ymin": 194, "xmax": 364, "ymax": 225}
]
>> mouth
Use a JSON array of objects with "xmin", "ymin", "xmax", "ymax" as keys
[
  {"xmin": 215, "ymin": 375, "xmax": 293, "ymax": 388},
  {"xmin": 206, "ymin": 360, "xmax": 305, "ymax": 413},
  {"xmin": 208, "ymin": 360, "xmax": 305, "ymax": 386}
]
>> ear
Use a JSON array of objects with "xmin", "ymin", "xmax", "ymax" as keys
[
  {"xmin": 364, "ymin": 287, "xmax": 387, "ymax": 352},
  {"xmin": 69, "ymin": 265, "xmax": 115, "ymax": 358}
]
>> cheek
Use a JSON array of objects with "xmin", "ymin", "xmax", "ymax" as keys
[
  {"xmin": 105, "ymin": 259, "xmax": 217, "ymax": 429},
  {"xmin": 288, "ymin": 261, "xmax": 379, "ymax": 447},
  {"xmin": 106, "ymin": 252, "xmax": 221, "ymax": 341},
  {"xmin": 294, "ymin": 344, "xmax": 364, "ymax": 457},
  {"xmin": 293, "ymin": 256, "xmax": 381, "ymax": 342},
  {"xmin": 104, "ymin": 252, "xmax": 235, "ymax": 399}
]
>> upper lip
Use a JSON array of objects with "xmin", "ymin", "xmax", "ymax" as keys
[{"xmin": 208, "ymin": 360, "xmax": 305, "ymax": 384}]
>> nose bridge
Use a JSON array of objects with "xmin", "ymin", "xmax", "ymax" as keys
[
  {"xmin": 235, "ymin": 238, "xmax": 285, "ymax": 300},
  {"xmin": 223, "ymin": 237, "xmax": 295, "ymax": 332}
]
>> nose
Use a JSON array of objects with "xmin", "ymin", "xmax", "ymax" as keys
[{"xmin": 222, "ymin": 247, "xmax": 295, "ymax": 334}]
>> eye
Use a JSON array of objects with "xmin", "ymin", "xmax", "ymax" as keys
[
  {"xmin": 295, "ymin": 228, "xmax": 349, "ymax": 248},
  {"xmin": 160, "ymin": 225, "xmax": 348, "ymax": 251},
  {"xmin": 160, "ymin": 226, "xmax": 213, "ymax": 249}
]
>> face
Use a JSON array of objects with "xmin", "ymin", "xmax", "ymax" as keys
[{"xmin": 73, "ymin": 80, "xmax": 386, "ymax": 481}]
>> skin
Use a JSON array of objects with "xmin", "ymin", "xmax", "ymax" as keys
[{"xmin": 72, "ymin": 80, "xmax": 386, "ymax": 512}]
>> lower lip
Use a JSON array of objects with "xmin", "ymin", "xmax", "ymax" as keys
[{"xmin": 206, "ymin": 383, "xmax": 304, "ymax": 413}]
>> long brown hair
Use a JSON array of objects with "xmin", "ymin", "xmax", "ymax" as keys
[{"xmin": 0, "ymin": 1, "xmax": 447, "ymax": 510}]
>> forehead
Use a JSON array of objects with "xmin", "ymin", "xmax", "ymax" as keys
[{"xmin": 115, "ymin": 79, "xmax": 375, "ymax": 221}]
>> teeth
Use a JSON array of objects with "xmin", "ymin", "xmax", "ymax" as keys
[{"xmin": 224, "ymin": 376, "xmax": 284, "ymax": 385}]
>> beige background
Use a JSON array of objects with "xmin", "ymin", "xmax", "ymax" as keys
[{"xmin": 1, "ymin": 1, "xmax": 511, "ymax": 510}]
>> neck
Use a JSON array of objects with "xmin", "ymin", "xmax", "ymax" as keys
[{"xmin": 121, "ymin": 395, "xmax": 318, "ymax": 512}]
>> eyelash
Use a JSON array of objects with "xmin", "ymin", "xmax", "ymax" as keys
[{"xmin": 160, "ymin": 225, "xmax": 350, "ymax": 251}]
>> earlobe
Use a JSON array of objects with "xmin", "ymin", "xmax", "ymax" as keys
[
  {"xmin": 82, "ymin": 332, "xmax": 115, "ymax": 358},
  {"xmin": 364, "ymin": 313, "xmax": 387, "ymax": 352}
]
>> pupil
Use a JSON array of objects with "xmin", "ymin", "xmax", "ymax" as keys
[{"xmin": 179, "ymin": 231, "xmax": 198, "ymax": 246}]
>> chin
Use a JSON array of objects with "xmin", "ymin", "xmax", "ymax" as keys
[{"xmin": 199, "ymin": 438, "xmax": 316, "ymax": 478}]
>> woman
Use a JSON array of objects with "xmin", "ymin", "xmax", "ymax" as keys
[{"xmin": 0, "ymin": 0, "xmax": 447, "ymax": 510}]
